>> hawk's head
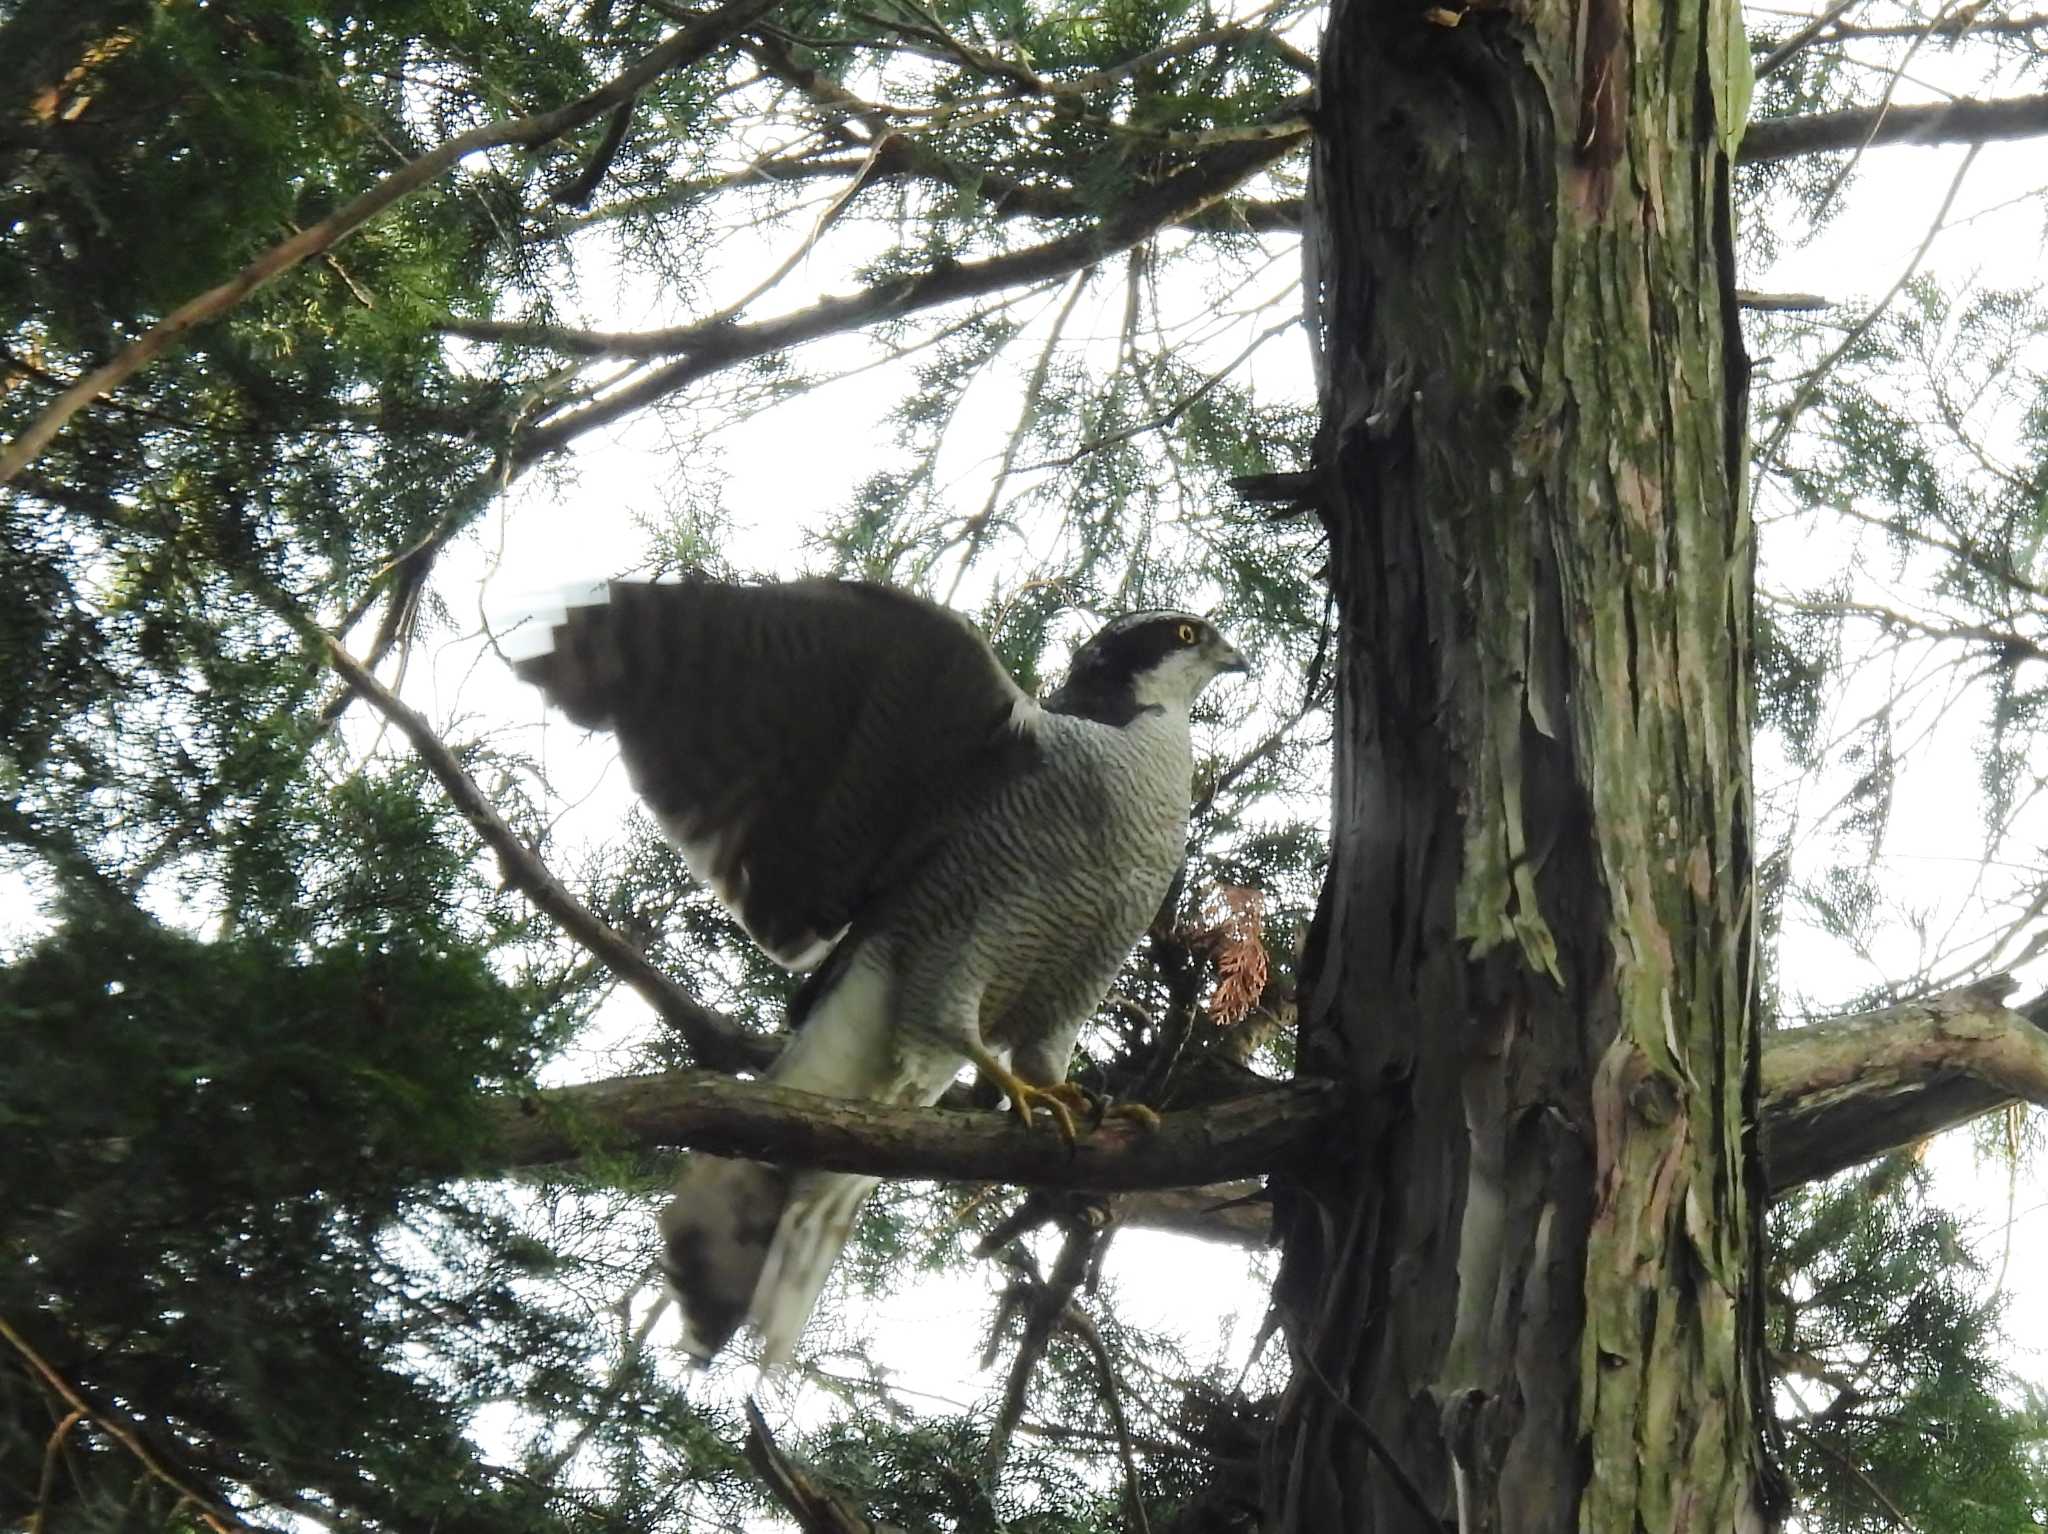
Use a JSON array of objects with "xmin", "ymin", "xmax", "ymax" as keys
[{"xmin": 1045, "ymin": 612, "xmax": 1247, "ymax": 724}]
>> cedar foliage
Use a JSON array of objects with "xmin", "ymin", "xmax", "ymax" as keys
[{"xmin": 3, "ymin": 0, "xmax": 2047, "ymax": 1527}]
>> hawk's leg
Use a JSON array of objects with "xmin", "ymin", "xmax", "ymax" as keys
[
  {"xmin": 1040, "ymin": 1082, "xmax": 1163, "ymax": 1133},
  {"xmin": 964, "ymin": 1043, "xmax": 1081, "ymax": 1145}
]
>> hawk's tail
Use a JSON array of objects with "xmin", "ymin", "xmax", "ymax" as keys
[
  {"xmin": 659, "ymin": 1163, "xmax": 881, "ymax": 1366},
  {"xmin": 659, "ymin": 1156, "xmax": 789, "ymax": 1363},
  {"xmin": 658, "ymin": 948, "xmax": 956, "ymax": 1365},
  {"xmin": 750, "ymin": 1169, "xmax": 881, "ymax": 1365}
]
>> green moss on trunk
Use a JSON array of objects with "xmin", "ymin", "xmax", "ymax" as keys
[{"xmin": 1266, "ymin": 0, "xmax": 1775, "ymax": 1520}]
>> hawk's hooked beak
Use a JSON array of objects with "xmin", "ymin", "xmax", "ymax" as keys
[{"xmin": 1210, "ymin": 637, "xmax": 1249, "ymax": 675}]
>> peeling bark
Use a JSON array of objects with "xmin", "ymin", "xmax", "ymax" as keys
[{"xmin": 1264, "ymin": 0, "xmax": 1772, "ymax": 1519}]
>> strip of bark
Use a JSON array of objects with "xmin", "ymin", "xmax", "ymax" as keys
[
  {"xmin": 1740, "ymin": 90, "xmax": 2048, "ymax": 163},
  {"xmin": 1761, "ymin": 975, "xmax": 2048, "ymax": 1188},
  {"xmin": 474, "ymin": 1071, "xmax": 1343, "ymax": 1189},
  {"xmin": 0, "ymin": 0, "xmax": 782, "ymax": 488}
]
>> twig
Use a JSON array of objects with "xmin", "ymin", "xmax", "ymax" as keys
[
  {"xmin": 31, "ymin": 1410, "xmax": 85, "ymax": 1534},
  {"xmin": 1788, "ymin": 1419, "xmax": 1921, "ymax": 1531},
  {"xmin": 984, "ymin": 1225, "xmax": 1093, "ymax": 1478},
  {"xmin": 503, "ymin": 130, "xmax": 1308, "ymax": 461},
  {"xmin": 943, "ymin": 267, "xmax": 1094, "ymax": 605},
  {"xmin": 0, "ymin": 0, "xmax": 784, "ymax": 487},
  {"xmin": 532, "ymin": 1277, "xmax": 669, "ymax": 1483},
  {"xmin": 1060, "ymin": 1303, "xmax": 1154, "ymax": 1534},
  {"xmin": 1017, "ymin": 314, "xmax": 1299, "ymax": 476},
  {"xmin": 1753, "ymin": 143, "xmax": 1979, "ymax": 475},
  {"xmin": 1755, "ymin": 0, "xmax": 1871, "ymax": 79},
  {"xmin": 309, "ymin": 626, "xmax": 777, "ymax": 1073},
  {"xmin": 0, "ymin": 1317, "xmax": 252, "ymax": 1534}
]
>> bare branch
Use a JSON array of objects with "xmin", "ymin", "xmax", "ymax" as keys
[
  {"xmin": 1754, "ymin": 0, "xmax": 1872, "ymax": 81},
  {"xmin": 499, "ymin": 130, "xmax": 1308, "ymax": 460},
  {"xmin": 1763, "ymin": 975, "xmax": 2048, "ymax": 1189},
  {"xmin": 471, "ymin": 1071, "xmax": 1344, "ymax": 1189},
  {"xmin": 743, "ymin": 1400, "xmax": 894, "ymax": 1534},
  {"xmin": 0, "ymin": 0, "xmax": 783, "ymax": 488},
  {"xmin": 1762, "ymin": 7, "xmax": 2048, "ymax": 70},
  {"xmin": 1741, "ymin": 90, "xmax": 2048, "ymax": 163}
]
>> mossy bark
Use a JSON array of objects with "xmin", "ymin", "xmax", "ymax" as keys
[{"xmin": 1265, "ymin": 0, "xmax": 1775, "ymax": 1520}]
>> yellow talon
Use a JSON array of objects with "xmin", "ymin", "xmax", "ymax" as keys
[
  {"xmin": 1104, "ymin": 1101, "xmax": 1163, "ymax": 1132},
  {"xmin": 969, "ymin": 1046, "xmax": 1080, "ymax": 1145},
  {"xmin": 968, "ymin": 1055, "xmax": 1163, "ymax": 1139},
  {"xmin": 1059, "ymin": 1086, "xmax": 1162, "ymax": 1133}
]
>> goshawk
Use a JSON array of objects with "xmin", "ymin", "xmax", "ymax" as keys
[{"xmin": 512, "ymin": 577, "xmax": 1245, "ymax": 1363}]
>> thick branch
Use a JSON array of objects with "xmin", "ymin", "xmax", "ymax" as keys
[
  {"xmin": 1114, "ymin": 1181, "xmax": 1271, "ymax": 1248},
  {"xmin": 1740, "ymin": 91, "xmax": 2048, "ymax": 164},
  {"xmin": 440, "ymin": 978, "xmax": 2048, "ymax": 1200},
  {"xmin": 1761, "ymin": 975, "xmax": 2048, "ymax": 1188},
  {"xmin": 0, "ymin": 0, "xmax": 780, "ymax": 488},
  {"xmin": 1167, "ymin": 90, "xmax": 2048, "ymax": 243},
  {"xmin": 473, "ymin": 1072, "xmax": 1344, "ymax": 1189}
]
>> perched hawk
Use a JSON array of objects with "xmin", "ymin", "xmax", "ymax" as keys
[{"xmin": 512, "ymin": 578, "xmax": 1246, "ymax": 1364}]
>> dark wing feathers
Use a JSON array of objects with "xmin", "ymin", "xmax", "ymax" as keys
[{"xmin": 512, "ymin": 578, "xmax": 1036, "ymax": 968}]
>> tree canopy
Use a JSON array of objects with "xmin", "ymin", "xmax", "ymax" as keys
[{"xmin": 5, "ymin": 0, "xmax": 2048, "ymax": 1527}]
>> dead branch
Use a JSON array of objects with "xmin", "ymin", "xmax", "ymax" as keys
[{"xmin": 743, "ymin": 1400, "xmax": 903, "ymax": 1534}]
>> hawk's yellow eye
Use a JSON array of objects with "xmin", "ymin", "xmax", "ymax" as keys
[{"xmin": 1176, "ymin": 622, "xmax": 1198, "ymax": 644}]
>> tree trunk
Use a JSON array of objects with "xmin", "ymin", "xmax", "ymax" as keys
[{"xmin": 1265, "ymin": 0, "xmax": 1779, "ymax": 1521}]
